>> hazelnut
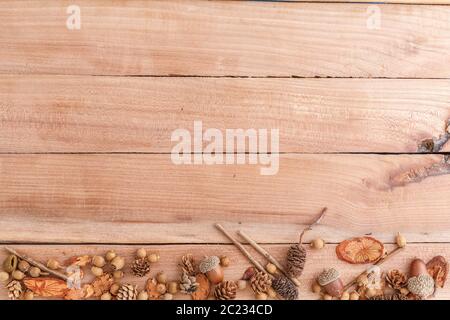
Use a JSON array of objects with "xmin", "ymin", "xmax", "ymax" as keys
[
  {"xmin": 349, "ymin": 292, "xmax": 360, "ymax": 300},
  {"xmin": 105, "ymin": 250, "xmax": 117, "ymax": 262},
  {"xmin": 111, "ymin": 256, "xmax": 125, "ymax": 270},
  {"xmin": 0, "ymin": 271, "xmax": 9, "ymax": 282},
  {"xmin": 100, "ymin": 292, "xmax": 112, "ymax": 300},
  {"xmin": 237, "ymin": 280, "xmax": 247, "ymax": 290},
  {"xmin": 396, "ymin": 233, "xmax": 407, "ymax": 248},
  {"xmin": 267, "ymin": 287, "xmax": 277, "ymax": 298},
  {"xmin": 340, "ymin": 292, "xmax": 350, "ymax": 300},
  {"xmin": 168, "ymin": 281, "xmax": 178, "ymax": 294},
  {"xmin": 199, "ymin": 256, "xmax": 224, "ymax": 284},
  {"xmin": 29, "ymin": 267, "xmax": 42, "ymax": 278},
  {"xmin": 91, "ymin": 266, "xmax": 104, "ymax": 277},
  {"xmin": 317, "ymin": 268, "xmax": 344, "ymax": 298},
  {"xmin": 148, "ymin": 253, "xmax": 160, "ymax": 263},
  {"xmin": 92, "ymin": 256, "xmax": 106, "ymax": 268},
  {"xmin": 156, "ymin": 283, "xmax": 167, "ymax": 294},
  {"xmin": 46, "ymin": 259, "xmax": 61, "ymax": 270},
  {"xmin": 18, "ymin": 260, "xmax": 30, "ymax": 272},
  {"xmin": 12, "ymin": 270, "xmax": 25, "ymax": 281},
  {"xmin": 311, "ymin": 281, "xmax": 322, "ymax": 294},
  {"xmin": 255, "ymin": 293, "xmax": 268, "ymax": 300},
  {"xmin": 23, "ymin": 291, "xmax": 34, "ymax": 300},
  {"xmin": 265, "ymin": 263, "xmax": 277, "ymax": 275},
  {"xmin": 137, "ymin": 291, "xmax": 149, "ymax": 300},
  {"xmin": 156, "ymin": 271, "xmax": 167, "ymax": 284},
  {"xmin": 137, "ymin": 248, "xmax": 147, "ymax": 259},
  {"xmin": 163, "ymin": 293, "xmax": 173, "ymax": 300},
  {"xmin": 323, "ymin": 294, "xmax": 333, "ymax": 300},
  {"xmin": 220, "ymin": 256, "xmax": 230, "ymax": 267},
  {"xmin": 311, "ymin": 238, "xmax": 325, "ymax": 250},
  {"xmin": 113, "ymin": 270, "xmax": 124, "ymax": 279},
  {"xmin": 110, "ymin": 283, "xmax": 120, "ymax": 295}
]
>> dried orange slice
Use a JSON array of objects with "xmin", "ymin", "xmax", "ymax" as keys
[{"xmin": 336, "ymin": 237, "xmax": 384, "ymax": 264}]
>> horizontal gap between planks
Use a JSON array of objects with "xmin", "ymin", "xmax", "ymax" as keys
[{"xmin": 0, "ymin": 241, "xmax": 448, "ymax": 245}]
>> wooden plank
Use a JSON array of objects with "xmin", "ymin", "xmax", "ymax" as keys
[
  {"xmin": 0, "ymin": 244, "xmax": 448, "ymax": 300},
  {"xmin": 1, "ymin": 1, "xmax": 450, "ymax": 77},
  {"xmin": 2, "ymin": 154, "xmax": 450, "ymax": 243},
  {"xmin": 1, "ymin": 76, "xmax": 450, "ymax": 153}
]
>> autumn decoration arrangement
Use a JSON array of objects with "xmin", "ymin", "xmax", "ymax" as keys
[{"xmin": 0, "ymin": 207, "xmax": 448, "ymax": 300}]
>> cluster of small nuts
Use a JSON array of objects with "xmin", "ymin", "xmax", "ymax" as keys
[
  {"xmin": 87, "ymin": 250, "xmax": 126, "ymax": 278},
  {"xmin": 1, "ymin": 254, "xmax": 48, "ymax": 284}
]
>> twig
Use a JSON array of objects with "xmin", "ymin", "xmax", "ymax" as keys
[
  {"xmin": 343, "ymin": 246, "xmax": 403, "ymax": 291},
  {"xmin": 237, "ymin": 230, "xmax": 301, "ymax": 287},
  {"xmin": 299, "ymin": 207, "xmax": 327, "ymax": 245},
  {"xmin": 5, "ymin": 246, "xmax": 68, "ymax": 281},
  {"xmin": 214, "ymin": 223, "xmax": 271, "ymax": 278}
]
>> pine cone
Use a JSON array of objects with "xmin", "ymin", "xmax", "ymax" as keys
[
  {"xmin": 386, "ymin": 269, "xmax": 407, "ymax": 290},
  {"xmin": 214, "ymin": 281, "xmax": 237, "ymax": 300},
  {"xmin": 286, "ymin": 244, "xmax": 306, "ymax": 278},
  {"xmin": 180, "ymin": 254, "xmax": 196, "ymax": 276},
  {"xmin": 180, "ymin": 270, "xmax": 199, "ymax": 294},
  {"xmin": 272, "ymin": 276, "xmax": 298, "ymax": 300},
  {"xmin": 368, "ymin": 293, "xmax": 409, "ymax": 300},
  {"xmin": 6, "ymin": 280, "xmax": 23, "ymax": 300},
  {"xmin": 250, "ymin": 271, "xmax": 272, "ymax": 294},
  {"xmin": 131, "ymin": 258, "xmax": 151, "ymax": 277},
  {"xmin": 116, "ymin": 284, "xmax": 138, "ymax": 300}
]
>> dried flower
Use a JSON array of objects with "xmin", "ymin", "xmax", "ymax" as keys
[{"xmin": 427, "ymin": 256, "xmax": 448, "ymax": 288}]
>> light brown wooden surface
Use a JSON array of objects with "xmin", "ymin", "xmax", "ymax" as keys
[
  {"xmin": 1, "ymin": 76, "xmax": 450, "ymax": 153},
  {"xmin": 1, "ymin": 1, "xmax": 450, "ymax": 77},
  {"xmin": 1, "ymin": 154, "xmax": 450, "ymax": 244},
  {"xmin": 0, "ymin": 244, "xmax": 448, "ymax": 300}
]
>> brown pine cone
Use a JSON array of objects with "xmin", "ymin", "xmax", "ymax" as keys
[
  {"xmin": 214, "ymin": 281, "xmax": 237, "ymax": 300},
  {"xmin": 250, "ymin": 271, "xmax": 272, "ymax": 294},
  {"xmin": 286, "ymin": 244, "xmax": 306, "ymax": 277},
  {"xmin": 272, "ymin": 276, "xmax": 298, "ymax": 300},
  {"xmin": 386, "ymin": 269, "xmax": 407, "ymax": 290},
  {"xmin": 6, "ymin": 280, "xmax": 23, "ymax": 300},
  {"xmin": 116, "ymin": 284, "xmax": 138, "ymax": 300},
  {"xmin": 131, "ymin": 258, "xmax": 151, "ymax": 277}
]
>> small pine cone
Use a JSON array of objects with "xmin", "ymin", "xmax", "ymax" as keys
[
  {"xmin": 286, "ymin": 244, "xmax": 306, "ymax": 278},
  {"xmin": 180, "ymin": 254, "xmax": 197, "ymax": 276},
  {"xmin": 214, "ymin": 281, "xmax": 237, "ymax": 300},
  {"xmin": 385, "ymin": 269, "xmax": 407, "ymax": 290},
  {"xmin": 272, "ymin": 276, "xmax": 298, "ymax": 300},
  {"xmin": 180, "ymin": 271, "xmax": 199, "ymax": 294},
  {"xmin": 131, "ymin": 258, "xmax": 151, "ymax": 277},
  {"xmin": 116, "ymin": 284, "xmax": 138, "ymax": 300},
  {"xmin": 6, "ymin": 280, "xmax": 23, "ymax": 300},
  {"xmin": 250, "ymin": 271, "xmax": 272, "ymax": 294}
]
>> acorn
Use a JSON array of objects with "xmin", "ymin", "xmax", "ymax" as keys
[
  {"xmin": 92, "ymin": 256, "xmax": 106, "ymax": 268},
  {"xmin": 12, "ymin": 270, "xmax": 25, "ymax": 281},
  {"xmin": 199, "ymin": 256, "xmax": 224, "ymax": 284},
  {"xmin": 46, "ymin": 259, "xmax": 61, "ymax": 270},
  {"xmin": 105, "ymin": 250, "xmax": 117, "ymax": 262},
  {"xmin": 18, "ymin": 260, "xmax": 30, "ymax": 272},
  {"xmin": 137, "ymin": 248, "xmax": 147, "ymax": 259},
  {"xmin": 2, "ymin": 255, "xmax": 18, "ymax": 273},
  {"xmin": 148, "ymin": 253, "xmax": 160, "ymax": 263},
  {"xmin": 29, "ymin": 267, "xmax": 42, "ymax": 278},
  {"xmin": 407, "ymin": 259, "xmax": 435, "ymax": 299},
  {"xmin": 111, "ymin": 256, "xmax": 125, "ymax": 270},
  {"xmin": 0, "ymin": 271, "xmax": 9, "ymax": 282},
  {"xmin": 317, "ymin": 268, "xmax": 344, "ymax": 298}
]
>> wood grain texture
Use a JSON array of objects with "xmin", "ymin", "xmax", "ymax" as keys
[
  {"xmin": 0, "ymin": 244, "xmax": 448, "ymax": 300},
  {"xmin": 2, "ymin": 154, "xmax": 450, "ymax": 243},
  {"xmin": 1, "ymin": 76, "xmax": 450, "ymax": 153},
  {"xmin": 1, "ymin": 1, "xmax": 450, "ymax": 77}
]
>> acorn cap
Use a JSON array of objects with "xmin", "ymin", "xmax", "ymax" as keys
[
  {"xmin": 317, "ymin": 268, "xmax": 340, "ymax": 286},
  {"xmin": 407, "ymin": 274, "xmax": 435, "ymax": 298},
  {"xmin": 199, "ymin": 256, "xmax": 220, "ymax": 273}
]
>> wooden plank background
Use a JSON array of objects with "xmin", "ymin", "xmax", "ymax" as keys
[{"xmin": 1, "ymin": 0, "xmax": 450, "ymax": 300}]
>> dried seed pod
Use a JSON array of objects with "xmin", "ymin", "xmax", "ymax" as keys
[
  {"xmin": 272, "ymin": 276, "xmax": 298, "ymax": 300},
  {"xmin": 2, "ymin": 255, "xmax": 18, "ymax": 273},
  {"xmin": 105, "ymin": 250, "xmax": 117, "ymax": 262},
  {"xmin": 46, "ymin": 259, "xmax": 61, "ymax": 270},
  {"xmin": 91, "ymin": 266, "xmax": 104, "ymax": 277},
  {"xmin": 12, "ymin": 270, "xmax": 25, "ymax": 281},
  {"xmin": 349, "ymin": 292, "xmax": 360, "ymax": 300},
  {"xmin": 199, "ymin": 256, "xmax": 223, "ymax": 284},
  {"xmin": 0, "ymin": 271, "xmax": 10, "ymax": 282},
  {"xmin": 156, "ymin": 271, "xmax": 167, "ymax": 284},
  {"xmin": 111, "ymin": 256, "xmax": 125, "ymax": 270},
  {"xmin": 426, "ymin": 256, "xmax": 448, "ymax": 288},
  {"xmin": 18, "ymin": 260, "xmax": 30, "ymax": 273},
  {"xmin": 110, "ymin": 283, "xmax": 120, "ymax": 295},
  {"xmin": 113, "ymin": 270, "xmax": 124, "ymax": 279},
  {"xmin": 396, "ymin": 233, "xmax": 407, "ymax": 248},
  {"xmin": 137, "ymin": 248, "xmax": 147, "ymax": 259},
  {"xmin": 340, "ymin": 292, "xmax": 350, "ymax": 300},
  {"xmin": 317, "ymin": 268, "xmax": 344, "ymax": 298},
  {"xmin": 92, "ymin": 256, "xmax": 106, "ymax": 268},
  {"xmin": 148, "ymin": 253, "xmax": 160, "ymax": 263},
  {"xmin": 311, "ymin": 238, "xmax": 325, "ymax": 250},
  {"xmin": 220, "ymin": 256, "xmax": 230, "ymax": 267},
  {"xmin": 156, "ymin": 283, "xmax": 167, "ymax": 294},
  {"xmin": 167, "ymin": 281, "xmax": 178, "ymax": 294},
  {"xmin": 28, "ymin": 267, "xmax": 42, "ymax": 278}
]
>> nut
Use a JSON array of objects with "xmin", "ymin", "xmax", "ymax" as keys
[
  {"xmin": 148, "ymin": 253, "xmax": 160, "ymax": 263},
  {"xmin": 311, "ymin": 238, "xmax": 325, "ymax": 250},
  {"xmin": 220, "ymin": 256, "xmax": 230, "ymax": 267},
  {"xmin": 92, "ymin": 256, "xmax": 106, "ymax": 268},
  {"xmin": 29, "ymin": 267, "xmax": 42, "ymax": 278},
  {"xmin": 265, "ymin": 263, "xmax": 277, "ymax": 275},
  {"xmin": 156, "ymin": 283, "xmax": 167, "ymax": 294},
  {"xmin": 46, "ymin": 259, "xmax": 61, "ymax": 270},
  {"xmin": 100, "ymin": 292, "xmax": 112, "ymax": 300},
  {"xmin": 18, "ymin": 260, "xmax": 30, "ymax": 272},
  {"xmin": 113, "ymin": 270, "xmax": 124, "ymax": 279},
  {"xmin": 168, "ymin": 281, "xmax": 178, "ymax": 294},
  {"xmin": 23, "ymin": 291, "xmax": 34, "ymax": 300},
  {"xmin": 110, "ymin": 283, "xmax": 120, "ymax": 295},
  {"xmin": 137, "ymin": 248, "xmax": 147, "ymax": 259},
  {"xmin": 156, "ymin": 271, "xmax": 167, "ymax": 284},
  {"xmin": 396, "ymin": 233, "xmax": 407, "ymax": 248},
  {"xmin": 91, "ymin": 266, "xmax": 104, "ymax": 277},
  {"xmin": 105, "ymin": 250, "xmax": 117, "ymax": 262},
  {"xmin": 0, "ymin": 271, "xmax": 9, "ymax": 282},
  {"xmin": 163, "ymin": 293, "xmax": 173, "ymax": 300},
  {"xmin": 137, "ymin": 291, "xmax": 149, "ymax": 300},
  {"xmin": 12, "ymin": 270, "xmax": 25, "ymax": 280},
  {"xmin": 111, "ymin": 256, "xmax": 125, "ymax": 270}
]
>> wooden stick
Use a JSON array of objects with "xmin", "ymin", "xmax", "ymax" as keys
[
  {"xmin": 4, "ymin": 246, "xmax": 68, "ymax": 281},
  {"xmin": 299, "ymin": 207, "xmax": 327, "ymax": 244},
  {"xmin": 214, "ymin": 223, "xmax": 270, "ymax": 277},
  {"xmin": 343, "ymin": 246, "xmax": 403, "ymax": 291},
  {"xmin": 238, "ymin": 230, "xmax": 301, "ymax": 287}
]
